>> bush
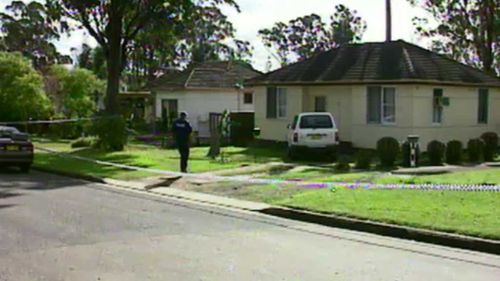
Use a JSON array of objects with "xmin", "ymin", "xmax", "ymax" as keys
[
  {"xmin": 401, "ymin": 141, "xmax": 420, "ymax": 167},
  {"xmin": 354, "ymin": 150, "xmax": 373, "ymax": 169},
  {"xmin": 376, "ymin": 137, "xmax": 400, "ymax": 167},
  {"xmin": 335, "ymin": 156, "xmax": 351, "ymax": 172},
  {"xmin": 92, "ymin": 115, "xmax": 127, "ymax": 151},
  {"xmin": 427, "ymin": 140, "xmax": 446, "ymax": 166},
  {"xmin": 445, "ymin": 140, "xmax": 463, "ymax": 164},
  {"xmin": 467, "ymin": 138, "xmax": 484, "ymax": 162},
  {"xmin": 480, "ymin": 132, "xmax": 498, "ymax": 161}
]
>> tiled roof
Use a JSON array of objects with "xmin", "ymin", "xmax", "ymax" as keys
[
  {"xmin": 248, "ymin": 40, "xmax": 500, "ymax": 86},
  {"xmin": 147, "ymin": 61, "xmax": 262, "ymax": 90}
]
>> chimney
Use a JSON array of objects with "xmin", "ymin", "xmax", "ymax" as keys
[{"xmin": 386, "ymin": 0, "xmax": 392, "ymax": 42}]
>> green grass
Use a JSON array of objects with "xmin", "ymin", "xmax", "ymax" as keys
[
  {"xmin": 207, "ymin": 183, "xmax": 499, "ymax": 239},
  {"xmin": 33, "ymin": 140, "xmax": 284, "ymax": 180},
  {"xmin": 273, "ymin": 188, "xmax": 500, "ymax": 240},
  {"xmin": 261, "ymin": 167, "xmax": 500, "ymax": 185},
  {"xmin": 374, "ymin": 169, "xmax": 500, "ymax": 185}
]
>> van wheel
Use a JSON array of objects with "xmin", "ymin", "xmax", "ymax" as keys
[{"xmin": 19, "ymin": 164, "xmax": 31, "ymax": 173}]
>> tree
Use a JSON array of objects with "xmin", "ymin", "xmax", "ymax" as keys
[
  {"xmin": 409, "ymin": 0, "xmax": 499, "ymax": 75},
  {"xmin": 259, "ymin": 4, "xmax": 366, "ymax": 65},
  {"xmin": 0, "ymin": 1, "xmax": 70, "ymax": 70},
  {"xmin": 47, "ymin": 0, "xmax": 239, "ymax": 115},
  {"xmin": 124, "ymin": 3, "xmax": 252, "ymax": 89},
  {"xmin": 75, "ymin": 44, "xmax": 107, "ymax": 79},
  {"xmin": 178, "ymin": 4, "xmax": 252, "ymax": 65},
  {"xmin": 47, "ymin": 65, "xmax": 104, "ymax": 118},
  {"xmin": 0, "ymin": 52, "xmax": 52, "ymax": 122}
]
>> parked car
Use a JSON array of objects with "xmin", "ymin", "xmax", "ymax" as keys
[
  {"xmin": 287, "ymin": 113, "xmax": 339, "ymax": 159},
  {"xmin": 0, "ymin": 126, "xmax": 33, "ymax": 172}
]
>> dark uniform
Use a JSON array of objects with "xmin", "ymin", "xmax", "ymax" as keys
[{"xmin": 172, "ymin": 116, "xmax": 192, "ymax": 173}]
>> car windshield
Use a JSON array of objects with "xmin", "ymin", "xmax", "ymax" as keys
[
  {"xmin": 299, "ymin": 115, "xmax": 334, "ymax": 129},
  {"xmin": 0, "ymin": 127, "xmax": 19, "ymax": 138}
]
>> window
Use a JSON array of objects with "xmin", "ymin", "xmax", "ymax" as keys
[
  {"xmin": 382, "ymin": 88, "xmax": 396, "ymax": 123},
  {"xmin": 478, "ymin": 89, "xmax": 489, "ymax": 124},
  {"xmin": 266, "ymin": 87, "xmax": 287, "ymax": 118},
  {"xmin": 367, "ymin": 86, "xmax": 396, "ymax": 124},
  {"xmin": 433, "ymin": 89, "xmax": 443, "ymax": 124},
  {"xmin": 299, "ymin": 115, "xmax": 335, "ymax": 129},
  {"xmin": 314, "ymin": 96, "xmax": 327, "ymax": 112},
  {"xmin": 243, "ymin": 92, "xmax": 253, "ymax": 104},
  {"xmin": 367, "ymin": 86, "xmax": 381, "ymax": 123}
]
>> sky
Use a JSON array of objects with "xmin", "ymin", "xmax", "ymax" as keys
[{"xmin": 0, "ymin": 0, "xmax": 430, "ymax": 72}]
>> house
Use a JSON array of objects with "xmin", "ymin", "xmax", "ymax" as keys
[
  {"xmin": 247, "ymin": 40, "xmax": 500, "ymax": 149},
  {"xmin": 147, "ymin": 61, "xmax": 261, "ymax": 135}
]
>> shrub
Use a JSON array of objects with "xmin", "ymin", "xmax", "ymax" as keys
[
  {"xmin": 71, "ymin": 137, "xmax": 95, "ymax": 148},
  {"xmin": 401, "ymin": 141, "xmax": 421, "ymax": 167},
  {"xmin": 376, "ymin": 137, "xmax": 400, "ymax": 167},
  {"xmin": 427, "ymin": 140, "xmax": 446, "ymax": 166},
  {"xmin": 354, "ymin": 150, "xmax": 373, "ymax": 169},
  {"xmin": 92, "ymin": 115, "xmax": 127, "ymax": 151},
  {"xmin": 480, "ymin": 132, "xmax": 498, "ymax": 162},
  {"xmin": 335, "ymin": 156, "xmax": 351, "ymax": 172},
  {"xmin": 445, "ymin": 140, "xmax": 463, "ymax": 164},
  {"xmin": 467, "ymin": 138, "xmax": 484, "ymax": 162}
]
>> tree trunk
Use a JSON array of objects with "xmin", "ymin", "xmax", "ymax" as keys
[{"xmin": 105, "ymin": 1, "xmax": 123, "ymax": 115}]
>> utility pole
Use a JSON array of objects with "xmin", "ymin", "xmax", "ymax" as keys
[{"xmin": 386, "ymin": 0, "xmax": 392, "ymax": 41}]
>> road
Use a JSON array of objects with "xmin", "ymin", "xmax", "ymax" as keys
[{"xmin": 0, "ymin": 171, "xmax": 499, "ymax": 281}]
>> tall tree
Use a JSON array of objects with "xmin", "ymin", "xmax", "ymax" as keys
[
  {"xmin": 259, "ymin": 4, "xmax": 366, "ymax": 66},
  {"xmin": 47, "ymin": 0, "xmax": 239, "ymax": 115},
  {"xmin": 409, "ymin": 0, "xmax": 499, "ymax": 75},
  {"xmin": 125, "ymin": 3, "xmax": 252, "ymax": 89},
  {"xmin": 0, "ymin": 1, "xmax": 70, "ymax": 70},
  {"xmin": 0, "ymin": 52, "xmax": 52, "ymax": 122},
  {"xmin": 47, "ymin": 65, "xmax": 104, "ymax": 118}
]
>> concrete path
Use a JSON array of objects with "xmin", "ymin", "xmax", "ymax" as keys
[{"xmin": 1, "ymin": 171, "xmax": 499, "ymax": 281}]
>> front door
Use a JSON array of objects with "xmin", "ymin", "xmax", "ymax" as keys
[{"xmin": 161, "ymin": 99, "xmax": 178, "ymax": 131}]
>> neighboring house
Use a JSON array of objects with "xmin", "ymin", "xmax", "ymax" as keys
[
  {"xmin": 247, "ymin": 40, "xmax": 500, "ymax": 150},
  {"xmin": 147, "ymin": 61, "xmax": 261, "ymax": 135}
]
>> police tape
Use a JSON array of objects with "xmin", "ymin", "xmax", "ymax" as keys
[
  {"xmin": 35, "ymin": 146, "xmax": 500, "ymax": 192},
  {"xmin": 0, "ymin": 116, "xmax": 121, "ymax": 125}
]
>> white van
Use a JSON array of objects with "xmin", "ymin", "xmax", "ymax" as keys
[{"xmin": 287, "ymin": 112, "xmax": 338, "ymax": 159}]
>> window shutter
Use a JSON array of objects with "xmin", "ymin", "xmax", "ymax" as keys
[
  {"xmin": 266, "ymin": 87, "xmax": 277, "ymax": 118},
  {"xmin": 367, "ymin": 86, "xmax": 381, "ymax": 123}
]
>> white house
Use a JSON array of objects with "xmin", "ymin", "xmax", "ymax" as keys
[
  {"xmin": 147, "ymin": 61, "xmax": 261, "ymax": 136},
  {"xmin": 247, "ymin": 40, "xmax": 500, "ymax": 150}
]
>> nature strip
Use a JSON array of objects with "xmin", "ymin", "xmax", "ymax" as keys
[{"xmin": 35, "ymin": 146, "xmax": 500, "ymax": 192}]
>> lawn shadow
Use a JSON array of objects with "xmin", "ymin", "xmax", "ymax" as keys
[{"xmin": 68, "ymin": 148, "xmax": 152, "ymax": 169}]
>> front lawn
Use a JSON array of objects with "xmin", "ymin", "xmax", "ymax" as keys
[
  {"xmin": 33, "ymin": 140, "xmax": 284, "ymax": 180},
  {"xmin": 186, "ymin": 182, "xmax": 500, "ymax": 240},
  {"xmin": 274, "ymin": 188, "xmax": 500, "ymax": 240}
]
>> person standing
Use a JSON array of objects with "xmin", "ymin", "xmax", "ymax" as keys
[{"xmin": 172, "ymin": 112, "xmax": 192, "ymax": 173}]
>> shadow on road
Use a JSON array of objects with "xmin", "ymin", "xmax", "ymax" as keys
[{"xmin": 0, "ymin": 168, "xmax": 88, "ymax": 191}]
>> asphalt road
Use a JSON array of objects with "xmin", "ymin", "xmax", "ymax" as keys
[{"xmin": 0, "ymin": 171, "xmax": 499, "ymax": 281}]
